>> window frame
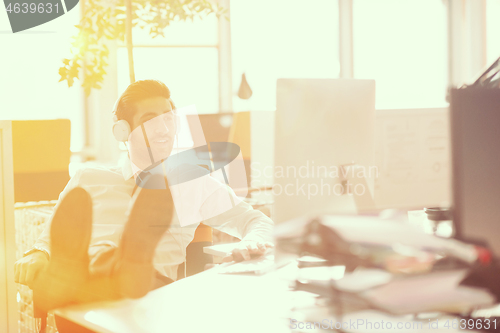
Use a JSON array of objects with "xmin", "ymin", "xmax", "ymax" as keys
[{"xmin": 82, "ymin": 0, "xmax": 489, "ymax": 162}]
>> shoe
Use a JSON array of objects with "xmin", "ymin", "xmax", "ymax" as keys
[
  {"xmin": 33, "ymin": 187, "xmax": 93, "ymax": 311},
  {"xmin": 115, "ymin": 174, "xmax": 174, "ymax": 298}
]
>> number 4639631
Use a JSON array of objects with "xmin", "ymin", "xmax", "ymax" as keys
[
  {"xmin": 6, "ymin": 2, "xmax": 59, "ymax": 14},
  {"xmin": 443, "ymin": 319, "xmax": 497, "ymax": 330}
]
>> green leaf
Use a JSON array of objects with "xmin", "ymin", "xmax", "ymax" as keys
[{"xmin": 62, "ymin": 0, "xmax": 224, "ymax": 95}]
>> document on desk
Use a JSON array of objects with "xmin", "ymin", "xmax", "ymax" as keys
[
  {"xmin": 319, "ymin": 215, "xmax": 478, "ymax": 263},
  {"xmin": 203, "ymin": 242, "xmax": 239, "ymax": 257},
  {"xmin": 218, "ymin": 254, "xmax": 276, "ymax": 275},
  {"xmin": 362, "ymin": 269, "xmax": 495, "ymax": 315},
  {"xmin": 296, "ymin": 266, "xmax": 393, "ymax": 292}
]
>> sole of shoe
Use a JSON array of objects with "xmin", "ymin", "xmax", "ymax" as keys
[
  {"xmin": 50, "ymin": 187, "xmax": 93, "ymax": 270},
  {"xmin": 117, "ymin": 174, "xmax": 174, "ymax": 298},
  {"xmin": 34, "ymin": 187, "xmax": 93, "ymax": 311}
]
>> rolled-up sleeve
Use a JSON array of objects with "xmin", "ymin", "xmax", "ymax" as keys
[{"xmin": 200, "ymin": 184, "xmax": 274, "ymax": 243}]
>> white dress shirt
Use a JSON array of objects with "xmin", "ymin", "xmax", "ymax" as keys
[{"xmin": 34, "ymin": 157, "xmax": 274, "ymax": 281}]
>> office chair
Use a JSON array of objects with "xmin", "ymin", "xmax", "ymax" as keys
[
  {"xmin": 12, "ymin": 119, "xmax": 71, "ymax": 202},
  {"xmin": 228, "ymin": 111, "xmax": 251, "ymax": 189},
  {"xmin": 12, "ymin": 119, "xmax": 72, "ymax": 332},
  {"xmin": 177, "ymin": 223, "xmax": 213, "ymax": 279}
]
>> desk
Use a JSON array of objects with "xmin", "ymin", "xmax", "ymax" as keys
[
  {"xmin": 54, "ymin": 260, "xmax": 495, "ymax": 333},
  {"xmin": 54, "ymin": 264, "xmax": 294, "ymax": 333}
]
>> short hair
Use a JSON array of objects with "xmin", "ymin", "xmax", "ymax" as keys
[{"xmin": 114, "ymin": 79, "xmax": 176, "ymax": 124}]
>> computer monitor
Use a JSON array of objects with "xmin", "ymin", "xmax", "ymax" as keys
[
  {"xmin": 273, "ymin": 79, "xmax": 376, "ymax": 223},
  {"xmin": 185, "ymin": 112, "xmax": 252, "ymax": 189},
  {"xmin": 186, "ymin": 113, "xmax": 234, "ymax": 148},
  {"xmin": 450, "ymin": 87, "xmax": 500, "ymax": 255}
]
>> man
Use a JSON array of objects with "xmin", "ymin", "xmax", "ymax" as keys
[
  {"xmin": 14, "ymin": 79, "xmax": 274, "ymax": 308},
  {"xmin": 31, "ymin": 173, "xmax": 175, "ymax": 311}
]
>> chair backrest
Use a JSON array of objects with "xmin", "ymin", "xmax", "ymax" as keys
[
  {"xmin": 12, "ymin": 120, "xmax": 71, "ymax": 203},
  {"xmin": 14, "ymin": 201, "xmax": 59, "ymax": 333},
  {"xmin": 227, "ymin": 112, "xmax": 251, "ymax": 191},
  {"xmin": 177, "ymin": 113, "xmax": 253, "ymax": 279},
  {"xmin": 228, "ymin": 111, "xmax": 251, "ymax": 160},
  {"xmin": 177, "ymin": 223, "xmax": 213, "ymax": 279}
]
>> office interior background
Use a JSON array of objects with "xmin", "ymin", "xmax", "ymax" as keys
[
  {"xmin": 2, "ymin": 0, "xmax": 498, "ymax": 213},
  {"xmin": 0, "ymin": 0, "xmax": 499, "ymax": 220},
  {"xmin": 1, "ymin": 0, "xmax": 498, "ymax": 166},
  {"xmin": 1, "ymin": 1, "xmax": 500, "ymax": 332}
]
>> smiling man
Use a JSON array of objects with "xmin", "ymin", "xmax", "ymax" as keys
[{"xmin": 14, "ymin": 79, "xmax": 274, "ymax": 309}]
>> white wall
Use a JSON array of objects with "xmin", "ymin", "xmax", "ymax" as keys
[{"xmin": 0, "ymin": 7, "xmax": 84, "ymax": 152}]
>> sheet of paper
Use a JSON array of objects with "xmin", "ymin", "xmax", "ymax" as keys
[{"xmin": 362, "ymin": 270, "xmax": 495, "ymax": 314}]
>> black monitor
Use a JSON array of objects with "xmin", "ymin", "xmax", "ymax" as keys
[{"xmin": 450, "ymin": 86, "xmax": 500, "ymax": 256}]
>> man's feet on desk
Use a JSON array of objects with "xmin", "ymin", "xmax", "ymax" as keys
[
  {"xmin": 114, "ymin": 174, "xmax": 174, "ymax": 298},
  {"xmin": 33, "ymin": 187, "xmax": 93, "ymax": 312}
]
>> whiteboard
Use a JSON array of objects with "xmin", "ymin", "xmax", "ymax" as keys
[{"xmin": 374, "ymin": 108, "xmax": 451, "ymax": 210}]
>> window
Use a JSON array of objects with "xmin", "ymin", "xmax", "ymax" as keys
[
  {"xmin": 0, "ymin": 9, "xmax": 84, "ymax": 151},
  {"xmin": 353, "ymin": 0, "xmax": 448, "ymax": 109},
  {"xmin": 117, "ymin": 16, "xmax": 219, "ymax": 114},
  {"xmin": 487, "ymin": 0, "xmax": 500, "ymax": 65},
  {"xmin": 117, "ymin": 48, "xmax": 219, "ymax": 113},
  {"xmin": 230, "ymin": 0, "xmax": 340, "ymax": 111}
]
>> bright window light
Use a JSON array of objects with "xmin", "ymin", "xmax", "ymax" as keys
[
  {"xmin": 117, "ymin": 48, "xmax": 219, "ymax": 114},
  {"xmin": 353, "ymin": 0, "xmax": 448, "ymax": 109},
  {"xmin": 0, "ymin": 7, "xmax": 84, "ymax": 151},
  {"xmin": 131, "ymin": 15, "xmax": 218, "ymax": 46},
  {"xmin": 487, "ymin": 0, "xmax": 500, "ymax": 65},
  {"xmin": 230, "ymin": 0, "xmax": 340, "ymax": 111}
]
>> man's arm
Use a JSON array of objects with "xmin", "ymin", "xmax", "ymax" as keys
[
  {"xmin": 165, "ymin": 162, "xmax": 274, "ymax": 261},
  {"xmin": 203, "ymin": 199, "xmax": 274, "ymax": 240},
  {"xmin": 200, "ymin": 186, "xmax": 274, "ymax": 261}
]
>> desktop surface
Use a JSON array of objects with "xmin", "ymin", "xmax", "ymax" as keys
[
  {"xmin": 54, "ymin": 264, "xmax": 291, "ymax": 333},
  {"xmin": 54, "ymin": 257, "xmax": 493, "ymax": 333}
]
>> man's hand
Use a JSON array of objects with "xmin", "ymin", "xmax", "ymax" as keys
[
  {"xmin": 222, "ymin": 240, "xmax": 274, "ymax": 262},
  {"xmin": 14, "ymin": 251, "xmax": 49, "ymax": 288}
]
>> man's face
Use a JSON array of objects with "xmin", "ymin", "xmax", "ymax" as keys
[
  {"xmin": 130, "ymin": 96, "xmax": 173, "ymax": 131},
  {"xmin": 128, "ymin": 97, "xmax": 177, "ymax": 170}
]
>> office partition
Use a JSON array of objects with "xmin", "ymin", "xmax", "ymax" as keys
[{"xmin": 0, "ymin": 120, "xmax": 17, "ymax": 332}]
